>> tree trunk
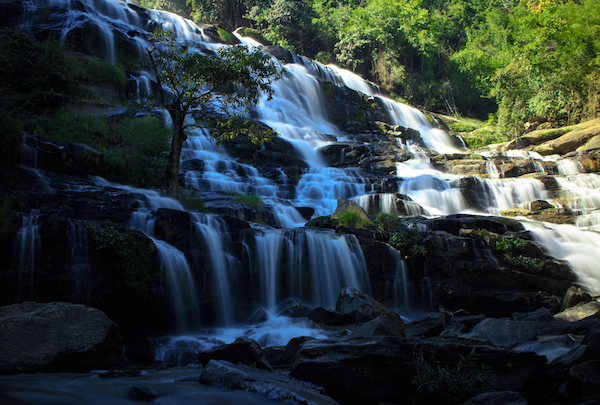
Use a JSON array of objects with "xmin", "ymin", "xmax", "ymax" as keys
[{"xmin": 165, "ymin": 106, "xmax": 186, "ymax": 198}]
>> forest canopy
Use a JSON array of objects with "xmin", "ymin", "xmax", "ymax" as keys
[{"xmin": 138, "ymin": 0, "xmax": 600, "ymax": 136}]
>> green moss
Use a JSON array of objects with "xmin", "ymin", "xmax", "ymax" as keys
[
  {"xmin": 180, "ymin": 191, "xmax": 208, "ymax": 212},
  {"xmin": 306, "ymin": 215, "xmax": 332, "ymax": 228}
]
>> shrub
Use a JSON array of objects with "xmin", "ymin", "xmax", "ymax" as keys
[
  {"xmin": 337, "ymin": 210, "xmax": 372, "ymax": 228},
  {"xmin": 411, "ymin": 350, "xmax": 496, "ymax": 404},
  {"xmin": 512, "ymin": 255, "xmax": 545, "ymax": 274},
  {"xmin": 80, "ymin": 59, "xmax": 127, "ymax": 89},
  {"xmin": 234, "ymin": 193, "xmax": 262, "ymax": 210},
  {"xmin": 306, "ymin": 215, "xmax": 332, "ymax": 228},
  {"xmin": 0, "ymin": 194, "xmax": 25, "ymax": 237},
  {"xmin": 181, "ymin": 191, "xmax": 208, "ymax": 212},
  {"xmin": 390, "ymin": 222, "xmax": 427, "ymax": 257},
  {"xmin": 495, "ymin": 236, "xmax": 527, "ymax": 256},
  {"xmin": 375, "ymin": 212, "xmax": 398, "ymax": 232}
]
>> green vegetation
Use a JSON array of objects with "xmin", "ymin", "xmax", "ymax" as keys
[
  {"xmin": 375, "ymin": 212, "xmax": 398, "ymax": 233},
  {"xmin": 306, "ymin": 215, "xmax": 332, "ymax": 228},
  {"xmin": 411, "ymin": 350, "xmax": 496, "ymax": 404},
  {"xmin": 495, "ymin": 236, "xmax": 544, "ymax": 274},
  {"xmin": 337, "ymin": 210, "xmax": 373, "ymax": 228},
  {"xmin": 495, "ymin": 236, "xmax": 527, "ymax": 256},
  {"xmin": 389, "ymin": 222, "xmax": 427, "ymax": 257},
  {"xmin": 35, "ymin": 111, "xmax": 171, "ymax": 188},
  {"xmin": 145, "ymin": 0, "xmax": 599, "ymax": 140},
  {"xmin": 0, "ymin": 110, "xmax": 23, "ymax": 164},
  {"xmin": 145, "ymin": 27, "xmax": 281, "ymax": 197},
  {"xmin": 234, "ymin": 193, "xmax": 263, "ymax": 210},
  {"xmin": 181, "ymin": 190, "xmax": 209, "ymax": 212},
  {"xmin": 0, "ymin": 195, "xmax": 25, "ymax": 238},
  {"xmin": 92, "ymin": 226, "xmax": 156, "ymax": 302}
]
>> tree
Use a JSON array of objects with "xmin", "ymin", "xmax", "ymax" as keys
[{"xmin": 146, "ymin": 28, "xmax": 281, "ymax": 197}]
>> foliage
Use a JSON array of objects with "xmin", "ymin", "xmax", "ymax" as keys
[
  {"xmin": 214, "ymin": 117, "xmax": 276, "ymax": 144},
  {"xmin": 581, "ymin": 156, "xmax": 600, "ymax": 173},
  {"xmin": 145, "ymin": 27, "xmax": 281, "ymax": 196},
  {"xmin": 234, "ymin": 193, "xmax": 262, "ymax": 209},
  {"xmin": 180, "ymin": 190, "xmax": 208, "ymax": 212},
  {"xmin": 462, "ymin": 128, "xmax": 510, "ymax": 149},
  {"xmin": 375, "ymin": 212, "xmax": 398, "ymax": 233},
  {"xmin": 78, "ymin": 58, "xmax": 127, "ymax": 89},
  {"xmin": 102, "ymin": 115, "xmax": 171, "ymax": 187},
  {"xmin": 411, "ymin": 350, "xmax": 496, "ymax": 404},
  {"xmin": 35, "ymin": 111, "xmax": 171, "ymax": 188},
  {"xmin": 512, "ymin": 255, "xmax": 545, "ymax": 274},
  {"xmin": 0, "ymin": 110, "xmax": 23, "ymax": 164},
  {"xmin": 306, "ymin": 215, "xmax": 333, "ymax": 228},
  {"xmin": 0, "ymin": 194, "xmax": 25, "ymax": 238},
  {"xmin": 495, "ymin": 236, "xmax": 527, "ymax": 256},
  {"xmin": 336, "ymin": 210, "xmax": 372, "ymax": 228},
  {"xmin": 92, "ymin": 226, "xmax": 155, "ymax": 301},
  {"xmin": 389, "ymin": 222, "xmax": 427, "ymax": 257}
]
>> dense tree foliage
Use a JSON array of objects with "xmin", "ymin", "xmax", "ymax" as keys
[
  {"xmin": 139, "ymin": 0, "xmax": 599, "ymax": 136},
  {"xmin": 145, "ymin": 28, "xmax": 281, "ymax": 197}
]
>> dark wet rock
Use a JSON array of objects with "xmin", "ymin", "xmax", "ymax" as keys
[
  {"xmin": 512, "ymin": 307, "xmax": 554, "ymax": 322},
  {"xmin": 278, "ymin": 302, "xmax": 313, "ymax": 318},
  {"xmin": 461, "ymin": 390, "xmax": 528, "ymax": 405},
  {"xmin": 468, "ymin": 318, "xmax": 537, "ymax": 348},
  {"xmin": 199, "ymin": 359, "xmax": 340, "ymax": 405},
  {"xmin": 403, "ymin": 312, "xmax": 449, "ymax": 337},
  {"xmin": 349, "ymin": 314, "xmax": 405, "ymax": 338},
  {"xmin": 450, "ymin": 314, "xmax": 486, "ymax": 332},
  {"xmin": 99, "ymin": 370, "xmax": 142, "ymax": 378},
  {"xmin": 197, "ymin": 336, "xmax": 273, "ymax": 371},
  {"xmin": 561, "ymin": 286, "xmax": 594, "ymax": 311},
  {"xmin": 335, "ymin": 287, "xmax": 403, "ymax": 324},
  {"xmin": 128, "ymin": 385, "xmax": 162, "ymax": 401},
  {"xmin": 0, "ymin": 302, "xmax": 120, "ymax": 374},
  {"xmin": 569, "ymin": 360, "xmax": 600, "ymax": 401},
  {"xmin": 308, "ymin": 307, "xmax": 357, "ymax": 326},
  {"xmin": 264, "ymin": 336, "xmax": 315, "ymax": 369}
]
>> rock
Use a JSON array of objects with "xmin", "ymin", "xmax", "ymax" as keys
[
  {"xmin": 263, "ymin": 336, "xmax": 315, "ymax": 369},
  {"xmin": 308, "ymin": 307, "xmax": 356, "ymax": 326},
  {"xmin": 278, "ymin": 302, "xmax": 313, "ymax": 318},
  {"xmin": 330, "ymin": 198, "xmax": 371, "ymax": 227},
  {"xmin": 349, "ymin": 314, "xmax": 405, "ymax": 338},
  {"xmin": 555, "ymin": 301, "xmax": 600, "ymax": 322},
  {"xmin": 197, "ymin": 336, "xmax": 273, "ymax": 371},
  {"xmin": 199, "ymin": 359, "xmax": 340, "ymax": 405},
  {"xmin": 569, "ymin": 360, "xmax": 600, "ymax": 401},
  {"xmin": 561, "ymin": 286, "xmax": 593, "ymax": 311},
  {"xmin": 468, "ymin": 318, "xmax": 537, "ymax": 348},
  {"xmin": 335, "ymin": 287, "xmax": 403, "ymax": 324},
  {"xmin": 512, "ymin": 307, "xmax": 554, "ymax": 322},
  {"xmin": 403, "ymin": 312, "xmax": 449, "ymax": 337},
  {"xmin": 0, "ymin": 302, "xmax": 120, "ymax": 373},
  {"xmin": 461, "ymin": 391, "xmax": 528, "ymax": 405},
  {"xmin": 290, "ymin": 336, "xmax": 416, "ymax": 404},
  {"xmin": 128, "ymin": 386, "xmax": 162, "ymax": 401}
]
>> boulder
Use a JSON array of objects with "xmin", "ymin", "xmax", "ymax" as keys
[
  {"xmin": 335, "ymin": 287, "xmax": 403, "ymax": 324},
  {"xmin": 403, "ymin": 312, "xmax": 449, "ymax": 337},
  {"xmin": 0, "ymin": 302, "xmax": 120, "ymax": 373},
  {"xmin": 569, "ymin": 360, "xmax": 600, "ymax": 401},
  {"xmin": 197, "ymin": 336, "xmax": 273, "ymax": 371},
  {"xmin": 468, "ymin": 318, "xmax": 537, "ymax": 348},
  {"xmin": 461, "ymin": 391, "xmax": 528, "ymax": 405},
  {"xmin": 555, "ymin": 301, "xmax": 600, "ymax": 322},
  {"xmin": 349, "ymin": 314, "xmax": 405, "ymax": 338}
]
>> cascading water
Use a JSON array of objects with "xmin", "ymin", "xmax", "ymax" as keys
[
  {"xmin": 16, "ymin": 0, "xmax": 600, "ymax": 375},
  {"xmin": 13, "ymin": 211, "xmax": 41, "ymax": 301},
  {"xmin": 67, "ymin": 221, "xmax": 93, "ymax": 304}
]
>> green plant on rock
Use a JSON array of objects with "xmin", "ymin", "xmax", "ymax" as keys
[
  {"xmin": 234, "ymin": 193, "xmax": 262, "ymax": 210},
  {"xmin": 0, "ymin": 194, "xmax": 25, "ymax": 238},
  {"xmin": 337, "ymin": 210, "xmax": 373, "ymax": 228},
  {"xmin": 0, "ymin": 110, "xmax": 23, "ymax": 165},
  {"xmin": 390, "ymin": 222, "xmax": 427, "ymax": 258},
  {"xmin": 92, "ymin": 226, "xmax": 155, "ymax": 301},
  {"xmin": 495, "ymin": 236, "xmax": 527, "ymax": 256},
  {"xmin": 375, "ymin": 212, "xmax": 398, "ymax": 233},
  {"xmin": 512, "ymin": 255, "xmax": 545, "ymax": 274},
  {"xmin": 306, "ymin": 215, "xmax": 332, "ymax": 228},
  {"xmin": 180, "ymin": 190, "xmax": 208, "ymax": 212},
  {"xmin": 411, "ymin": 350, "xmax": 496, "ymax": 405}
]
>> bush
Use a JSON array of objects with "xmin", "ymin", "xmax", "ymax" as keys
[
  {"xmin": 411, "ymin": 350, "xmax": 496, "ymax": 404},
  {"xmin": 337, "ymin": 210, "xmax": 372, "ymax": 228},
  {"xmin": 180, "ymin": 191, "xmax": 208, "ymax": 212},
  {"xmin": 512, "ymin": 255, "xmax": 544, "ymax": 274},
  {"xmin": 0, "ymin": 194, "xmax": 25, "ymax": 237},
  {"xmin": 79, "ymin": 59, "xmax": 127, "ymax": 89},
  {"xmin": 390, "ymin": 222, "xmax": 427, "ymax": 257},
  {"xmin": 495, "ymin": 236, "xmax": 527, "ymax": 256},
  {"xmin": 375, "ymin": 212, "xmax": 398, "ymax": 232},
  {"xmin": 0, "ymin": 110, "xmax": 23, "ymax": 164},
  {"xmin": 234, "ymin": 193, "xmax": 262, "ymax": 210}
]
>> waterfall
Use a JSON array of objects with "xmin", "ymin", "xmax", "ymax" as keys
[
  {"xmin": 14, "ymin": 211, "xmax": 41, "ymax": 301},
  {"xmin": 67, "ymin": 221, "xmax": 92, "ymax": 304},
  {"xmin": 191, "ymin": 213, "xmax": 236, "ymax": 326}
]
